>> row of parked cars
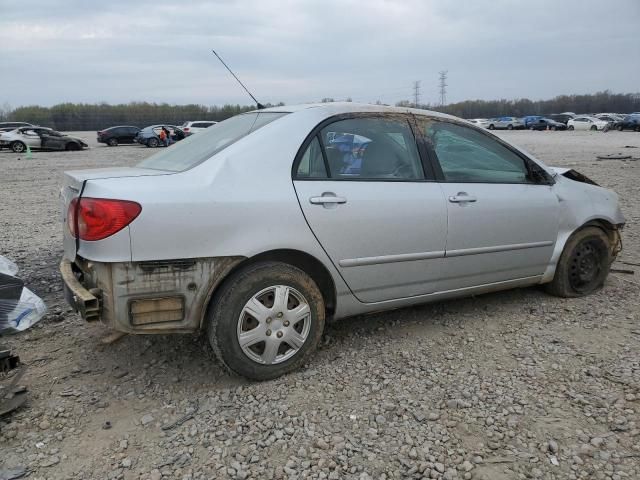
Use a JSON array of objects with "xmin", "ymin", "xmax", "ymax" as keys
[
  {"xmin": 97, "ymin": 120, "xmax": 217, "ymax": 147},
  {"xmin": 468, "ymin": 112, "xmax": 640, "ymax": 132},
  {"xmin": 0, "ymin": 120, "xmax": 218, "ymax": 152}
]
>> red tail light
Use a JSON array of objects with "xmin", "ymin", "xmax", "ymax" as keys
[
  {"xmin": 68, "ymin": 197, "xmax": 141, "ymax": 241},
  {"xmin": 183, "ymin": 127, "xmax": 190, "ymax": 132}
]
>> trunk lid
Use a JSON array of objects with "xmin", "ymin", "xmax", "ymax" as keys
[{"xmin": 61, "ymin": 167, "xmax": 172, "ymax": 260}]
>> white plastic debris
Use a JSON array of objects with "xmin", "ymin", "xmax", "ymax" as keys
[
  {"xmin": 0, "ymin": 287, "xmax": 47, "ymax": 335},
  {"xmin": 0, "ymin": 255, "xmax": 19, "ymax": 276}
]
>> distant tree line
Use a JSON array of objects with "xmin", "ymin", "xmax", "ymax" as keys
[
  {"xmin": 0, "ymin": 102, "xmax": 283, "ymax": 131},
  {"xmin": 397, "ymin": 91, "xmax": 640, "ymax": 118},
  {"xmin": 1, "ymin": 91, "xmax": 638, "ymax": 130}
]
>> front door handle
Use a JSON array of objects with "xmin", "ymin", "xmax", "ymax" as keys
[
  {"xmin": 310, "ymin": 195, "xmax": 347, "ymax": 205},
  {"xmin": 448, "ymin": 192, "xmax": 477, "ymax": 203}
]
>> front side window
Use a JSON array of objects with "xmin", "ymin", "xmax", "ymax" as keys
[
  {"xmin": 138, "ymin": 112, "xmax": 288, "ymax": 172},
  {"xmin": 318, "ymin": 117, "xmax": 424, "ymax": 180},
  {"xmin": 423, "ymin": 121, "xmax": 531, "ymax": 183}
]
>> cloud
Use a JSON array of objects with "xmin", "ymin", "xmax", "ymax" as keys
[{"xmin": 0, "ymin": 0, "xmax": 638, "ymax": 107}]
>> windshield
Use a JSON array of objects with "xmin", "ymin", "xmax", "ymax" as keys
[{"xmin": 138, "ymin": 112, "xmax": 288, "ymax": 172}]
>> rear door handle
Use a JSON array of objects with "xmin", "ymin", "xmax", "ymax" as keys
[
  {"xmin": 448, "ymin": 192, "xmax": 477, "ymax": 203},
  {"xmin": 310, "ymin": 195, "xmax": 347, "ymax": 205}
]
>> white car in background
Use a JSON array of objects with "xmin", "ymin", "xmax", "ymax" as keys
[
  {"xmin": 467, "ymin": 118, "xmax": 490, "ymax": 128},
  {"xmin": 567, "ymin": 116, "xmax": 609, "ymax": 131},
  {"xmin": 0, "ymin": 126, "xmax": 88, "ymax": 152},
  {"xmin": 181, "ymin": 120, "xmax": 217, "ymax": 135}
]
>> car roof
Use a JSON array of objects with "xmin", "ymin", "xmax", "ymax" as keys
[{"xmin": 249, "ymin": 102, "xmax": 461, "ymax": 122}]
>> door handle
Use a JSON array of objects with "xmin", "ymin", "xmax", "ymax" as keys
[
  {"xmin": 448, "ymin": 192, "xmax": 477, "ymax": 203},
  {"xmin": 310, "ymin": 195, "xmax": 347, "ymax": 205}
]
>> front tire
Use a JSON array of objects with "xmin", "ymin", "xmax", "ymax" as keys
[
  {"xmin": 107, "ymin": 138, "xmax": 118, "ymax": 146},
  {"xmin": 147, "ymin": 138, "xmax": 159, "ymax": 148},
  {"xmin": 507, "ymin": 124, "xmax": 513, "ymax": 130},
  {"xmin": 207, "ymin": 261, "xmax": 325, "ymax": 380},
  {"xmin": 66, "ymin": 142, "xmax": 80, "ymax": 151},
  {"xmin": 488, "ymin": 124, "xmax": 495, "ymax": 130},
  {"xmin": 568, "ymin": 125, "xmax": 574, "ymax": 131},
  {"xmin": 545, "ymin": 227, "xmax": 611, "ymax": 298},
  {"xmin": 590, "ymin": 125, "xmax": 598, "ymax": 131},
  {"xmin": 11, "ymin": 141, "xmax": 26, "ymax": 153}
]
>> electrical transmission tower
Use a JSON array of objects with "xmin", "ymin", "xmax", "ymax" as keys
[
  {"xmin": 438, "ymin": 71, "xmax": 448, "ymax": 106},
  {"xmin": 413, "ymin": 80, "xmax": 421, "ymax": 108}
]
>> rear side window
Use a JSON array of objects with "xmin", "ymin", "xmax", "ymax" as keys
[
  {"xmin": 318, "ymin": 117, "xmax": 424, "ymax": 180},
  {"xmin": 296, "ymin": 137, "xmax": 327, "ymax": 178},
  {"xmin": 423, "ymin": 121, "xmax": 531, "ymax": 183},
  {"xmin": 138, "ymin": 112, "xmax": 288, "ymax": 172}
]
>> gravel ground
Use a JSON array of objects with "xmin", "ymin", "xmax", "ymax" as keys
[{"xmin": 1, "ymin": 130, "xmax": 639, "ymax": 480}]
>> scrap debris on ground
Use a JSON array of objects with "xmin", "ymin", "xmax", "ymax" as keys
[{"xmin": 0, "ymin": 130, "xmax": 639, "ymax": 479}]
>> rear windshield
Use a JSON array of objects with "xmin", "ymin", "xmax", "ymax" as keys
[{"xmin": 138, "ymin": 112, "xmax": 288, "ymax": 172}]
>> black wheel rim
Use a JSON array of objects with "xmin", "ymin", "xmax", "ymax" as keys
[{"xmin": 568, "ymin": 239, "xmax": 605, "ymax": 292}]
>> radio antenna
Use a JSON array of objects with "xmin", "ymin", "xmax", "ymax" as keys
[{"xmin": 211, "ymin": 49, "xmax": 265, "ymax": 110}]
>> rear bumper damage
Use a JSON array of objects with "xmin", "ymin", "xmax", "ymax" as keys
[{"xmin": 60, "ymin": 256, "xmax": 243, "ymax": 334}]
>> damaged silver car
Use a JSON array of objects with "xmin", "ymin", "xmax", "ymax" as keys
[{"xmin": 60, "ymin": 103, "xmax": 624, "ymax": 380}]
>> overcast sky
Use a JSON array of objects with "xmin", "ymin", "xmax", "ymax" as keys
[{"xmin": 1, "ymin": 0, "xmax": 638, "ymax": 107}]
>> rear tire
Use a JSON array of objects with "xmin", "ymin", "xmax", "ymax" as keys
[
  {"xmin": 207, "ymin": 261, "xmax": 325, "ymax": 380},
  {"xmin": 545, "ymin": 227, "xmax": 611, "ymax": 298},
  {"xmin": 107, "ymin": 138, "xmax": 118, "ymax": 146},
  {"xmin": 634, "ymin": 126, "xmax": 640, "ymax": 132},
  {"xmin": 10, "ymin": 141, "xmax": 26, "ymax": 153}
]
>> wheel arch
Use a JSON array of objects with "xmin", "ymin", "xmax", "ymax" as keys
[{"xmin": 200, "ymin": 249, "xmax": 337, "ymax": 329}]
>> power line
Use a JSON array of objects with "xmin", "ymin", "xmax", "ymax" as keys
[
  {"xmin": 438, "ymin": 71, "xmax": 448, "ymax": 107},
  {"xmin": 412, "ymin": 80, "xmax": 421, "ymax": 108}
]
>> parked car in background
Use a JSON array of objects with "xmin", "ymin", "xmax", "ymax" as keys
[
  {"xmin": 567, "ymin": 116, "xmax": 609, "ymax": 131},
  {"xmin": 545, "ymin": 114, "xmax": 574, "ymax": 125},
  {"xmin": 487, "ymin": 117, "xmax": 525, "ymax": 130},
  {"xmin": 0, "ymin": 127, "xmax": 88, "ymax": 152},
  {"xmin": 134, "ymin": 125, "xmax": 186, "ymax": 147},
  {"xmin": 521, "ymin": 116, "xmax": 542, "ymax": 128},
  {"xmin": 615, "ymin": 115, "xmax": 640, "ymax": 132},
  {"xmin": 594, "ymin": 114, "xmax": 623, "ymax": 126},
  {"xmin": 0, "ymin": 122, "xmax": 34, "ymax": 133},
  {"xmin": 529, "ymin": 118, "xmax": 567, "ymax": 131},
  {"xmin": 97, "ymin": 126, "xmax": 141, "ymax": 146},
  {"xmin": 59, "ymin": 103, "xmax": 624, "ymax": 380},
  {"xmin": 467, "ymin": 118, "xmax": 490, "ymax": 128},
  {"xmin": 181, "ymin": 120, "xmax": 217, "ymax": 135}
]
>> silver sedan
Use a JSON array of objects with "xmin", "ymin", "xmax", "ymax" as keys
[{"xmin": 60, "ymin": 103, "xmax": 624, "ymax": 379}]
